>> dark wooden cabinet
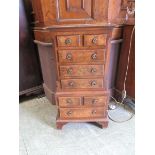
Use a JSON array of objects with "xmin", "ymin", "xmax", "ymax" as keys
[
  {"xmin": 31, "ymin": 0, "xmax": 134, "ymax": 129},
  {"xmin": 115, "ymin": 25, "xmax": 135, "ymax": 99},
  {"xmin": 19, "ymin": 0, "xmax": 43, "ymax": 96}
]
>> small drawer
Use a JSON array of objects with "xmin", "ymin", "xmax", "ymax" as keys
[
  {"xmin": 84, "ymin": 34, "xmax": 107, "ymax": 46},
  {"xmin": 59, "ymin": 107, "xmax": 105, "ymax": 119},
  {"xmin": 61, "ymin": 79, "xmax": 104, "ymax": 89},
  {"xmin": 57, "ymin": 35, "xmax": 81, "ymax": 47},
  {"xmin": 60, "ymin": 65, "xmax": 104, "ymax": 78},
  {"xmin": 58, "ymin": 49, "xmax": 105, "ymax": 64},
  {"xmin": 84, "ymin": 96, "xmax": 107, "ymax": 106},
  {"xmin": 58, "ymin": 97, "xmax": 82, "ymax": 107}
]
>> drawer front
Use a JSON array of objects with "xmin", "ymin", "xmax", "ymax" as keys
[
  {"xmin": 84, "ymin": 96, "xmax": 107, "ymax": 106},
  {"xmin": 58, "ymin": 49, "xmax": 105, "ymax": 64},
  {"xmin": 84, "ymin": 34, "xmax": 107, "ymax": 46},
  {"xmin": 61, "ymin": 79, "xmax": 104, "ymax": 89},
  {"xmin": 60, "ymin": 107, "xmax": 105, "ymax": 119},
  {"xmin": 60, "ymin": 65, "xmax": 104, "ymax": 78},
  {"xmin": 58, "ymin": 97, "xmax": 82, "ymax": 107},
  {"xmin": 57, "ymin": 35, "xmax": 81, "ymax": 47}
]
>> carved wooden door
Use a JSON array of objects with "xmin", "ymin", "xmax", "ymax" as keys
[
  {"xmin": 58, "ymin": 0, "xmax": 94, "ymax": 21},
  {"xmin": 55, "ymin": 0, "xmax": 109, "ymax": 24}
]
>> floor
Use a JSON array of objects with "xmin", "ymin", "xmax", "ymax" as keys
[{"xmin": 19, "ymin": 96, "xmax": 135, "ymax": 155}]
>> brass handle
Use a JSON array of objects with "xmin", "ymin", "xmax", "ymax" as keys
[
  {"xmin": 68, "ymin": 81, "xmax": 74, "ymax": 87},
  {"xmin": 66, "ymin": 99, "xmax": 72, "ymax": 104},
  {"xmin": 90, "ymin": 80, "xmax": 97, "ymax": 86},
  {"xmin": 65, "ymin": 38, "xmax": 72, "ymax": 44},
  {"xmin": 90, "ymin": 68, "xmax": 97, "ymax": 73},
  {"xmin": 92, "ymin": 99, "xmax": 98, "ymax": 105},
  {"xmin": 66, "ymin": 53, "xmax": 72, "ymax": 60},
  {"xmin": 92, "ymin": 37, "xmax": 97, "ymax": 44},
  {"xmin": 91, "ymin": 53, "xmax": 97, "ymax": 60},
  {"xmin": 92, "ymin": 110, "xmax": 97, "ymax": 114},
  {"xmin": 67, "ymin": 68, "xmax": 73, "ymax": 75},
  {"xmin": 67, "ymin": 110, "xmax": 72, "ymax": 116}
]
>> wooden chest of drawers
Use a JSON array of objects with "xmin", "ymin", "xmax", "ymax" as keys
[
  {"xmin": 34, "ymin": 26, "xmax": 123, "ymax": 129},
  {"xmin": 54, "ymin": 28, "xmax": 108, "ymax": 128},
  {"xmin": 31, "ymin": 0, "xmax": 129, "ymax": 129},
  {"xmin": 53, "ymin": 27, "xmax": 121, "ymax": 129}
]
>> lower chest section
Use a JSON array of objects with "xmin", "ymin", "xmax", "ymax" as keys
[
  {"xmin": 56, "ymin": 91, "xmax": 109, "ymax": 120},
  {"xmin": 53, "ymin": 28, "xmax": 111, "ymax": 120}
]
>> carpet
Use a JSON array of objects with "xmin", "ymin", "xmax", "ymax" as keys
[{"xmin": 19, "ymin": 97, "xmax": 135, "ymax": 155}]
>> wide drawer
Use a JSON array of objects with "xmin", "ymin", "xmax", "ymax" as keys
[
  {"xmin": 60, "ymin": 65, "xmax": 104, "ymax": 78},
  {"xmin": 84, "ymin": 34, "xmax": 107, "ymax": 46},
  {"xmin": 57, "ymin": 35, "xmax": 81, "ymax": 47},
  {"xmin": 84, "ymin": 96, "xmax": 107, "ymax": 106},
  {"xmin": 58, "ymin": 97, "xmax": 82, "ymax": 107},
  {"xmin": 58, "ymin": 49, "xmax": 105, "ymax": 64},
  {"xmin": 61, "ymin": 79, "xmax": 104, "ymax": 89},
  {"xmin": 59, "ymin": 107, "xmax": 105, "ymax": 119}
]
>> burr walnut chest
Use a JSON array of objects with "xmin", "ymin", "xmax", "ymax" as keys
[{"xmin": 32, "ymin": 0, "xmax": 135, "ymax": 129}]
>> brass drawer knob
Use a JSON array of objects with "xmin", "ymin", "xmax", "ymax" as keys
[
  {"xmin": 67, "ymin": 68, "xmax": 73, "ymax": 74},
  {"xmin": 92, "ymin": 99, "xmax": 98, "ymax": 104},
  {"xmin": 67, "ymin": 110, "xmax": 72, "ymax": 116},
  {"xmin": 90, "ymin": 68, "xmax": 97, "ymax": 73},
  {"xmin": 90, "ymin": 80, "xmax": 97, "ymax": 86},
  {"xmin": 92, "ymin": 110, "xmax": 97, "ymax": 114},
  {"xmin": 65, "ymin": 38, "xmax": 72, "ymax": 44},
  {"xmin": 66, "ymin": 99, "xmax": 72, "ymax": 104},
  {"xmin": 92, "ymin": 37, "xmax": 97, "ymax": 44},
  {"xmin": 66, "ymin": 53, "xmax": 72, "ymax": 60},
  {"xmin": 68, "ymin": 81, "xmax": 75, "ymax": 87},
  {"xmin": 91, "ymin": 53, "xmax": 97, "ymax": 60}
]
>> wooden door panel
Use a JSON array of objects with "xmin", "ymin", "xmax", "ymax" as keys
[
  {"xmin": 57, "ymin": 0, "xmax": 93, "ymax": 20},
  {"xmin": 55, "ymin": 0, "xmax": 109, "ymax": 23}
]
